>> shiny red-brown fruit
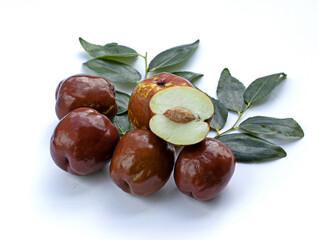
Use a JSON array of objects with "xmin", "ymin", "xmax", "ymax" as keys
[
  {"xmin": 110, "ymin": 129, "xmax": 175, "ymax": 196},
  {"xmin": 55, "ymin": 74, "xmax": 117, "ymax": 120},
  {"xmin": 128, "ymin": 72, "xmax": 193, "ymax": 129},
  {"xmin": 174, "ymin": 138, "xmax": 235, "ymax": 201},
  {"xmin": 50, "ymin": 107, "xmax": 120, "ymax": 176}
]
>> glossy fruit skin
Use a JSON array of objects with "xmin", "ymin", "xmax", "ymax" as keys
[
  {"xmin": 55, "ymin": 74, "xmax": 117, "ymax": 120},
  {"xmin": 110, "ymin": 129, "xmax": 175, "ymax": 196},
  {"xmin": 128, "ymin": 72, "xmax": 193, "ymax": 129},
  {"xmin": 174, "ymin": 138, "xmax": 235, "ymax": 201},
  {"xmin": 50, "ymin": 107, "xmax": 120, "ymax": 176}
]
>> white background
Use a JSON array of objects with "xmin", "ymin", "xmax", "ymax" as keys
[{"xmin": 1, "ymin": 0, "xmax": 317, "ymax": 239}]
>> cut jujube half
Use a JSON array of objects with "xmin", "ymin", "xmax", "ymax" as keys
[{"xmin": 149, "ymin": 86, "xmax": 214, "ymax": 145}]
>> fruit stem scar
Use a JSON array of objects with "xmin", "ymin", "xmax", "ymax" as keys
[{"xmin": 163, "ymin": 107, "xmax": 195, "ymax": 123}]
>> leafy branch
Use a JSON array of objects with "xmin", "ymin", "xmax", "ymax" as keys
[
  {"xmin": 216, "ymin": 102, "xmax": 251, "ymax": 137},
  {"xmin": 79, "ymin": 37, "xmax": 199, "ymax": 83},
  {"xmin": 79, "ymin": 37, "xmax": 304, "ymax": 162},
  {"xmin": 209, "ymin": 68, "xmax": 303, "ymax": 162},
  {"xmin": 79, "ymin": 37, "xmax": 202, "ymax": 137}
]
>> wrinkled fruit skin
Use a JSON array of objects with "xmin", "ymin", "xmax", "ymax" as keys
[
  {"xmin": 110, "ymin": 129, "xmax": 175, "ymax": 196},
  {"xmin": 50, "ymin": 107, "xmax": 120, "ymax": 176},
  {"xmin": 174, "ymin": 138, "xmax": 235, "ymax": 201},
  {"xmin": 128, "ymin": 72, "xmax": 193, "ymax": 129},
  {"xmin": 55, "ymin": 74, "xmax": 117, "ymax": 120}
]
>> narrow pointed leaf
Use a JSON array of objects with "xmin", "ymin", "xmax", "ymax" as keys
[
  {"xmin": 217, "ymin": 68, "xmax": 247, "ymax": 113},
  {"xmin": 112, "ymin": 113, "xmax": 131, "ymax": 137},
  {"xmin": 217, "ymin": 133, "xmax": 287, "ymax": 162},
  {"xmin": 172, "ymin": 71, "xmax": 203, "ymax": 83},
  {"xmin": 239, "ymin": 116, "xmax": 304, "ymax": 138},
  {"xmin": 79, "ymin": 37, "xmax": 138, "ymax": 59},
  {"xmin": 149, "ymin": 40, "xmax": 199, "ymax": 71},
  {"xmin": 83, "ymin": 58, "xmax": 141, "ymax": 83},
  {"xmin": 209, "ymin": 97, "xmax": 228, "ymax": 131},
  {"xmin": 244, "ymin": 72, "xmax": 287, "ymax": 104},
  {"xmin": 115, "ymin": 91, "xmax": 130, "ymax": 114}
]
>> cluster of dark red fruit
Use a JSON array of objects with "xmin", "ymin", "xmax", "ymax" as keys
[{"xmin": 50, "ymin": 73, "xmax": 235, "ymax": 201}]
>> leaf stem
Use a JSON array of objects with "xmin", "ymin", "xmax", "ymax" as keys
[
  {"xmin": 215, "ymin": 102, "xmax": 251, "ymax": 137},
  {"xmin": 138, "ymin": 52, "xmax": 149, "ymax": 80},
  {"xmin": 215, "ymin": 128, "xmax": 220, "ymax": 136}
]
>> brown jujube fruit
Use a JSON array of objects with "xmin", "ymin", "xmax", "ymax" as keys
[
  {"xmin": 110, "ymin": 129, "xmax": 175, "ymax": 196},
  {"xmin": 55, "ymin": 74, "xmax": 117, "ymax": 120},
  {"xmin": 128, "ymin": 72, "xmax": 193, "ymax": 129},
  {"xmin": 174, "ymin": 138, "xmax": 235, "ymax": 201},
  {"xmin": 50, "ymin": 107, "xmax": 119, "ymax": 176}
]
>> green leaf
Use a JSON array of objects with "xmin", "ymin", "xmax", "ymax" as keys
[
  {"xmin": 209, "ymin": 97, "xmax": 228, "ymax": 131},
  {"xmin": 172, "ymin": 71, "xmax": 203, "ymax": 83},
  {"xmin": 217, "ymin": 133, "xmax": 287, "ymax": 162},
  {"xmin": 148, "ymin": 40, "xmax": 200, "ymax": 71},
  {"xmin": 217, "ymin": 68, "xmax": 247, "ymax": 113},
  {"xmin": 239, "ymin": 116, "xmax": 304, "ymax": 138},
  {"xmin": 115, "ymin": 91, "xmax": 130, "ymax": 115},
  {"xmin": 83, "ymin": 58, "xmax": 141, "ymax": 84},
  {"xmin": 244, "ymin": 72, "xmax": 287, "ymax": 104},
  {"xmin": 79, "ymin": 37, "xmax": 139, "ymax": 59},
  {"xmin": 112, "ymin": 113, "xmax": 131, "ymax": 137}
]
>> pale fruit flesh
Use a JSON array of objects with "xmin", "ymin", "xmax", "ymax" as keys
[
  {"xmin": 149, "ymin": 86, "xmax": 214, "ymax": 145},
  {"xmin": 150, "ymin": 114, "xmax": 210, "ymax": 145},
  {"xmin": 127, "ymin": 72, "xmax": 193, "ymax": 129}
]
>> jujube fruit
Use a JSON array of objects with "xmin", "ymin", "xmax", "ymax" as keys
[
  {"xmin": 149, "ymin": 86, "xmax": 214, "ymax": 145},
  {"xmin": 110, "ymin": 129, "xmax": 175, "ymax": 196},
  {"xmin": 55, "ymin": 74, "xmax": 117, "ymax": 120},
  {"xmin": 174, "ymin": 138, "xmax": 235, "ymax": 201},
  {"xmin": 128, "ymin": 72, "xmax": 193, "ymax": 129},
  {"xmin": 50, "ymin": 107, "xmax": 119, "ymax": 176}
]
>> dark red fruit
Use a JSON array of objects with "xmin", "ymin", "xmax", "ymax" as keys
[
  {"xmin": 174, "ymin": 138, "xmax": 235, "ymax": 201},
  {"xmin": 55, "ymin": 74, "xmax": 117, "ymax": 120},
  {"xmin": 50, "ymin": 107, "xmax": 119, "ymax": 176},
  {"xmin": 110, "ymin": 129, "xmax": 175, "ymax": 196}
]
